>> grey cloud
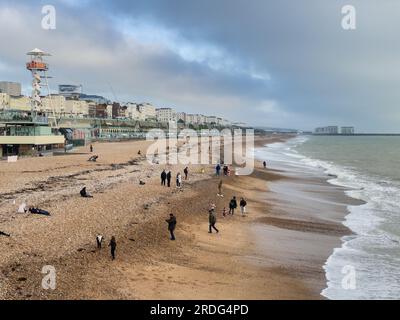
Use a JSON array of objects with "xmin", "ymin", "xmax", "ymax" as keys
[{"xmin": 1, "ymin": 0, "xmax": 400, "ymax": 131}]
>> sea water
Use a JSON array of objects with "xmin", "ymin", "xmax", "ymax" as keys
[{"xmin": 255, "ymin": 135, "xmax": 400, "ymax": 300}]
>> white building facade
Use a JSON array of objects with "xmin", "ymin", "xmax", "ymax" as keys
[{"xmin": 156, "ymin": 108, "xmax": 177, "ymax": 123}]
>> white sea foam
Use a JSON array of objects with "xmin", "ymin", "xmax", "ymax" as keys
[{"xmin": 256, "ymin": 135, "xmax": 400, "ymax": 299}]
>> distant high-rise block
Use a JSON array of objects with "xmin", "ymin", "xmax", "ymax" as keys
[{"xmin": 0, "ymin": 81, "xmax": 21, "ymax": 97}]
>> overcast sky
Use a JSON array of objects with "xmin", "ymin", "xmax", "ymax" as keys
[{"xmin": 0, "ymin": 0, "xmax": 399, "ymax": 132}]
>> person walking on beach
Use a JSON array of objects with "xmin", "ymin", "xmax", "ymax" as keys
[
  {"xmin": 222, "ymin": 207, "xmax": 227, "ymax": 218},
  {"xmin": 109, "ymin": 236, "xmax": 117, "ymax": 260},
  {"xmin": 161, "ymin": 169, "xmax": 167, "ymax": 186},
  {"xmin": 263, "ymin": 161, "xmax": 267, "ymax": 169},
  {"xmin": 166, "ymin": 213, "xmax": 177, "ymax": 240},
  {"xmin": 240, "ymin": 197, "xmax": 247, "ymax": 216},
  {"xmin": 218, "ymin": 179, "xmax": 223, "ymax": 197},
  {"xmin": 90, "ymin": 144, "xmax": 93, "ymax": 153},
  {"xmin": 176, "ymin": 172, "xmax": 182, "ymax": 188},
  {"xmin": 96, "ymin": 234, "xmax": 104, "ymax": 249},
  {"xmin": 215, "ymin": 164, "xmax": 221, "ymax": 176},
  {"xmin": 208, "ymin": 209, "xmax": 219, "ymax": 233},
  {"xmin": 166, "ymin": 171, "xmax": 172, "ymax": 187},
  {"xmin": 184, "ymin": 167, "xmax": 189, "ymax": 180},
  {"xmin": 229, "ymin": 196, "xmax": 237, "ymax": 215}
]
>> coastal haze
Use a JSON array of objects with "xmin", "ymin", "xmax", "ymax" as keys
[{"xmin": 0, "ymin": 0, "xmax": 399, "ymax": 303}]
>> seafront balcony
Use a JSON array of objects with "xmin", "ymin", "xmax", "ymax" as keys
[{"xmin": 0, "ymin": 110, "xmax": 49, "ymax": 124}]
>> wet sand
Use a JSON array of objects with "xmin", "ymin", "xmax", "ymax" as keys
[{"xmin": 0, "ymin": 134, "xmax": 358, "ymax": 299}]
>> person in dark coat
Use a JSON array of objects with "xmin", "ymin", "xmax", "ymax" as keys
[
  {"xmin": 28, "ymin": 207, "xmax": 51, "ymax": 216},
  {"xmin": 208, "ymin": 209, "xmax": 219, "ymax": 233},
  {"xmin": 229, "ymin": 196, "xmax": 237, "ymax": 215},
  {"xmin": 215, "ymin": 164, "xmax": 221, "ymax": 176},
  {"xmin": 240, "ymin": 198, "xmax": 247, "ymax": 215},
  {"xmin": 166, "ymin": 214, "xmax": 176, "ymax": 240},
  {"xmin": 183, "ymin": 167, "xmax": 189, "ymax": 180},
  {"xmin": 166, "ymin": 171, "xmax": 172, "ymax": 187},
  {"xmin": 109, "ymin": 236, "xmax": 117, "ymax": 260},
  {"xmin": 263, "ymin": 161, "xmax": 267, "ymax": 168},
  {"xmin": 90, "ymin": 144, "xmax": 93, "ymax": 153},
  {"xmin": 161, "ymin": 170, "xmax": 167, "ymax": 186},
  {"xmin": 80, "ymin": 187, "xmax": 93, "ymax": 198},
  {"xmin": 176, "ymin": 173, "xmax": 182, "ymax": 188}
]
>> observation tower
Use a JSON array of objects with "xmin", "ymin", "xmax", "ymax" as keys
[{"xmin": 26, "ymin": 48, "xmax": 57, "ymax": 127}]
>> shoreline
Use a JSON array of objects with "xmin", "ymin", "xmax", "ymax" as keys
[{"xmin": 255, "ymin": 137, "xmax": 365, "ymax": 299}]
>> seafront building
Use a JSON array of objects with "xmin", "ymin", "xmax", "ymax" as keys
[
  {"xmin": 58, "ymin": 84, "xmax": 82, "ymax": 99},
  {"xmin": 41, "ymin": 95, "xmax": 66, "ymax": 114},
  {"xmin": 137, "ymin": 103, "xmax": 157, "ymax": 120},
  {"xmin": 177, "ymin": 112, "xmax": 187, "ymax": 123},
  {"xmin": 0, "ymin": 121, "xmax": 65, "ymax": 157},
  {"xmin": 314, "ymin": 126, "xmax": 355, "ymax": 135},
  {"xmin": 314, "ymin": 126, "xmax": 339, "ymax": 134},
  {"xmin": 0, "ymin": 93, "xmax": 9, "ymax": 110},
  {"xmin": 232, "ymin": 122, "xmax": 247, "ymax": 128},
  {"xmin": 341, "ymin": 126, "xmax": 355, "ymax": 134},
  {"xmin": 156, "ymin": 107, "xmax": 177, "ymax": 123},
  {"xmin": 0, "ymin": 81, "xmax": 21, "ymax": 97}
]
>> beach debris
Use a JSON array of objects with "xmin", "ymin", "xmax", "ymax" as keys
[
  {"xmin": 0, "ymin": 231, "xmax": 11, "ymax": 237},
  {"xmin": 17, "ymin": 277, "xmax": 27, "ymax": 282},
  {"xmin": 128, "ymin": 159, "xmax": 139, "ymax": 165},
  {"xmin": 88, "ymin": 155, "xmax": 98, "ymax": 162},
  {"xmin": 111, "ymin": 164, "xmax": 123, "ymax": 170},
  {"xmin": 139, "ymin": 180, "xmax": 146, "ymax": 185},
  {"xmin": 7, "ymin": 155, "xmax": 18, "ymax": 163}
]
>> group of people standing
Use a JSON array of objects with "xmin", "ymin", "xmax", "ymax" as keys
[
  {"xmin": 161, "ymin": 167, "xmax": 189, "ymax": 188},
  {"xmin": 206, "ymin": 195, "xmax": 247, "ymax": 234},
  {"xmin": 215, "ymin": 163, "xmax": 231, "ymax": 176},
  {"xmin": 228, "ymin": 196, "xmax": 247, "ymax": 215}
]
